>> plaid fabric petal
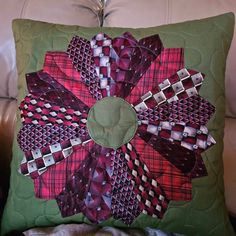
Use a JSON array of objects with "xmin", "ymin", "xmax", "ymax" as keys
[
  {"xmin": 137, "ymin": 127, "xmax": 209, "ymax": 178},
  {"xmin": 110, "ymin": 149, "xmax": 141, "ymax": 224},
  {"xmin": 56, "ymin": 144, "xmax": 112, "ymax": 223},
  {"xmin": 19, "ymin": 137, "xmax": 83, "ymax": 179},
  {"xmin": 19, "ymin": 94, "xmax": 88, "ymax": 128},
  {"xmin": 133, "ymin": 68, "xmax": 205, "ymax": 112},
  {"xmin": 43, "ymin": 51, "xmax": 96, "ymax": 107},
  {"xmin": 126, "ymin": 48, "xmax": 184, "ymax": 105},
  {"xmin": 111, "ymin": 33, "xmax": 163, "ymax": 98},
  {"xmin": 130, "ymin": 135, "xmax": 192, "ymax": 201},
  {"xmin": 67, "ymin": 36, "xmax": 102, "ymax": 100},
  {"xmin": 121, "ymin": 143, "xmax": 169, "ymax": 218},
  {"xmin": 34, "ymin": 141, "xmax": 93, "ymax": 199},
  {"xmin": 26, "ymin": 71, "xmax": 89, "ymax": 112}
]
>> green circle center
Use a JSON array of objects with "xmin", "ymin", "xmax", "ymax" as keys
[{"xmin": 87, "ymin": 97, "xmax": 138, "ymax": 149}]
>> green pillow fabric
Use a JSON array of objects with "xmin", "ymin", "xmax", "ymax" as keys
[{"xmin": 1, "ymin": 13, "xmax": 235, "ymax": 236}]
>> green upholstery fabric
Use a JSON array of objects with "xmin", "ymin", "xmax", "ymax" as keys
[
  {"xmin": 87, "ymin": 97, "xmax": 137, "ymax": 149},
  {"xmin": 1, "ymin": 13, "xmax": 234, "ymax": 236}
]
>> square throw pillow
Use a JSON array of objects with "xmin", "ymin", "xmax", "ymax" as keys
[{"xmin": 1, "ymin": 13, "xmax": 235, "ymax": 236}]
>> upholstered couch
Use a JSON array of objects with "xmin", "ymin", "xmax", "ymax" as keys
[{"xmin": 0, "ymin": 0, "xmax": 236, "ymax": 233}]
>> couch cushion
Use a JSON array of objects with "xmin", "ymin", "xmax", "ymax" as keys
[
  {"xmin": 0, "ymin": 0, "xmax": 101, "ymax": 99},
  {"xmin": 1, "ymin": 13, "xmax": 234, "ymax": 236},
  {"xmin": 104, "ymin": 0, "xmax": 236, "ymax": 117}
]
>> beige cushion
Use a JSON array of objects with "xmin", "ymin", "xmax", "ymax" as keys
[
  {"xmin": 104, "ymin": 0, "xmax": 236, "ymax": 118},
  {"xmin": 0, "ymin": 0, "xmax": 101, "ymax": 99}
]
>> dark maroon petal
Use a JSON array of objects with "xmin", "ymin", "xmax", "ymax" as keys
[
  {"xmin": 56, "ymin": 144, "xmax": 112, "ymax": 223},
  {"xmin": 110, "ymin": 148, "xmax": 141, "ymax": 224},
  {"xmin": 26, "ymin": 71, "xmax": 89, "ymax": 112},
  {"xmin": 111, "ymin": 33, "xmax": 163, "ymax": 98}
]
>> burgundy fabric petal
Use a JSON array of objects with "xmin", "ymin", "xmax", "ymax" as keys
[
  {"xmin": 19, "ymin": 94, "xmax": 88, "ymax": 128},
  {"xmin": 17, "ymin": 124, "xmax": 85, "ymax": 152},
  {"xmin": 130, "ymin": 135, "xmax": 192, "ymax": 201},
  {"xmin": 67, "ymin": 36, "xmax": 102, "ymax": 100},
  {"xmin": 126, "ymin": 48, "xmax": 184, "ymax": 105},
  {"xmin": 121, "ymin": 143, "xmax": 169, "ymax": 218},
  {"xmin": 137, "ymin": 95, "xmax": 215, "ymax": 126},
  {"xmin": 26, "ymin": 71, "xmax": 89, "ymax": 112},
  {"xmin": 43, "ymin": 51, "xmax": 96, "ymax": 107},
  {"xmin": 19, "ymin": 137, "xmax": 83, "ymax": 179},
  {"xmin": 110, "ymin": 149, "xmax": 141, "ymax": 224},
  {"xmin": 56, "ymin": 144, "xmax": 112, "ymax": 223},
  {"xmin": 111, "ymin": 33, "xmax": 163, "ymax": 98},
  {"xmin": 167, "ymin": 95, "xmax": 215, "ymax": 125},
  {"xmin": 132, "ymin": 68, "xmax": 205, "ymax": 112}
]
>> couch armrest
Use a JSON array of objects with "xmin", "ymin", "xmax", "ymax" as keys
[{"xmin": 0, "ymin": 98, "xmax": 17, "ymax": 215}]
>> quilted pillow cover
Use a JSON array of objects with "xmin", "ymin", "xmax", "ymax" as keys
[{"xmin": 1, "ymin": 13, "xmax": 235, "ymax": 236}]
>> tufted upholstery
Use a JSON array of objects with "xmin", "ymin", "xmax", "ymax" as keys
[{"xmin": 0, "ymin": 0, "xmax": 236, "ymax": 218}]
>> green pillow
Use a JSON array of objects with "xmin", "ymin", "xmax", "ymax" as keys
[{"xmin": 1, "ymin": 12, "xmax": 235, "ymax": 236}]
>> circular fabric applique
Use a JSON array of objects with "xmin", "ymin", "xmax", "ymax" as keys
[{"xmin": 87, "ymin": 97, "xmax": 138, "ymax": 149}]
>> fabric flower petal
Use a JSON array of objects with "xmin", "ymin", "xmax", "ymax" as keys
[
  {"xmin": 125, "ymin": 48, "xmax": 184, "ymax": 105},
  {"xmin": 111, "ymin": 33, "xmax": 163, "ymax": 98},
  {"xmin": 110, "ymin": 148, "xmax": 141, "ymax": 224},
  {"xmin": 67, "ymin": 36, "xmax": 103, "ymax": 100},
  {"xmin": 19, "ymin": 94, "xmax": 88, "ymax": 127},
  {"xmin": 19, "ymin": 137, "xmax": 83, "ymax": 179},
  {"xmin": 91, "ymin": 33, "xmax": 117, "ymax": 97},
  {"xmin": 130, "ymin": 135, "xmax": 192, "ymax": 201},
  {"xmin": 43, "ymin": 51, "xmax": 96, "ymax": 107},
  {"xmin": 26, "ymin": 71, "xmax": 89, "ymax": 112},
  {"xmin": 17, "ymin": 124, "xmax": 86, "ymax": 152},
  {"xmin": 121, "ymin": 143, "xmax": 169, "ymax": 218},
  {"xmin": 133, "ymin": 68, "xmax": 205, "ymax": 112},
  {"xmin": 56, "ymin": 144, "xmax": 112, "ymax": 223},
  {"xmin": 34, "ymin": 144, "xmax": 90, "ymax": 199},
  {"xmin": 137, "ymin": 95, "xmax": 215, "ymax": 126}
]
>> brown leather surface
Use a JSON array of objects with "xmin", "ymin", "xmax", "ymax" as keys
[{"xmin": 0, "ymin": 98, "xmax": 17, "ymax": 214}]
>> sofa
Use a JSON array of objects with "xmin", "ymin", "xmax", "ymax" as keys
[{"xmin": 0, "ymin": 0, "xmax": 236, "ymax": 234}]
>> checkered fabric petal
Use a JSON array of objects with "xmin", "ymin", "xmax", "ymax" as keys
[
  {"xmin": 130, "ymin": 135, "xmax": 192, "ymax": 201},
  {"xmin": 121, "ymin": 143, "xmax": 169, "ymax": 218},
  {"xmin": 133, "ymin": 68, "xmax": 205, "ymax": 112},
  {"xmin": 19, "ymin": 137, "xmax": 83, "ymax": 179},
  {"xmin": 110, "ymin": 149, "xmax": 141, "ymax": 224},
  {"xmin": 91, "ymin": 33, "xmax": 117, "ymax": 97},
  {"xmin": 43, "ymin": 51, "xmax": 96, "ymax": 107},
  {"xmin": 17, "ymin": 124, "xmax": 86, "ymax": 152},
  {"xmin": 137, "ymin": 95, "xmax": 215, "ymax": 126},
  {"xmin": 19, "ymin": 94, "xmax": 88, "ymax": 127},
  {"xmin": 111, "ymin": 33, "xmax": 163, "ymax": 98},
  {"xmin": 56, "ymin": 144, "xmax": 112, "ymax": 223},
  {"xmin": 67, "ymin": 36, "xmax": 103, "ymax": 100},
  {"xmin": 126, "ymin": 48, "xmax": 184, "ymax": 105},
  {"xmin": 139, "ymin": 121, "xmax": 216, "ymax": 153}
]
